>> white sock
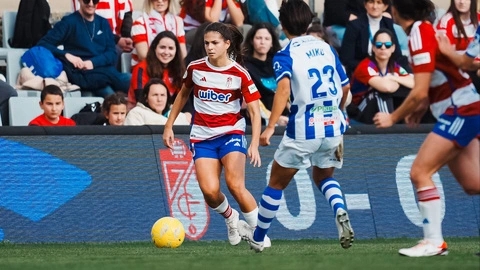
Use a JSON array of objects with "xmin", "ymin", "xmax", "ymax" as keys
[
  {"xmin": 418, "ymin": 187, "xmax": 444, "ymax": 245},
  {"xmin": 242, "ymin": 207, "xmax": 258, "ymax": 227},
  {"xmin": 212, "ymin": 195, "xmax": 232, "ymax": 219}
]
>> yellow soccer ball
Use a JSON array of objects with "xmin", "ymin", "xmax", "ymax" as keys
[{"xmin": 151, "ymin": 217, "xmax": 185, "ymax": 248}]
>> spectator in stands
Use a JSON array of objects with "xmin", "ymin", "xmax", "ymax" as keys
[
  {"xmin": 125, "ymin": 78, "xmax": 190, "ymax": 125},
  {"xmin": 0, "ymin": 79, "xmax": 18, "ymax": 126},
  {"xmin": 184, "ymin": 22, "xmax": 209, "ymax": 66},
  {"xmin": 38, "ymin": 0, "xmax": 131, "ymax": 98},
  {"xmin": 180, "ymin": 0, "xmax": 246, "ymax": 48},
  {"xmin": 102, "ymin": 92, "xmax": 127, "ymax": 125},
  {"xmin": 243, "ymin": 22, "xmax": 287, "ymax": 126},
  {"xmin": 72, "ymin": 0, "xmax": 134, "ymax": 53},
  {"xmin": 29, "ymin": 85, "xmax": 76, "ymax": 126},
  {"xmin": 436, "ymin": 0, "xmax": 480, "ymax": 93},
  {"xmin": 348, "ymin": 28, "xmax": 413, "ymax": 124},
  {"xmin": 128, "ymin": 31, "xmax": 187, "ymax": 114},
  {"xmin": 131, "ymin": 0, "xmax": 187, "ymax": 67},
  {"xmin": 307, "ymin": 18, "xmax": 335, "ymax": 49},
  {"xmin": 340, "ymin": 0, "xmax": 404, "ymax": 77}
]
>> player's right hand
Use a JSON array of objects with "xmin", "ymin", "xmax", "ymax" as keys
[
  {"xmin": 163, "ymin": 127, "xmax": 175, "ymax": 149},
  {"xmin": 260, "ymin": 126, "xmax": 274, "ymax": 146}
]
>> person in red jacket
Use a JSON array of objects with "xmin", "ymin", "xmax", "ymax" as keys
[{"xmin": 29, "ymin": 85, "xmax": 76, "ymax": 126}]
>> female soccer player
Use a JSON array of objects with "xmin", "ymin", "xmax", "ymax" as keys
[
  {"xmin": 374, "ymin": 0, "xmax": 480, "ymax": 257},
  {"xmin": 238, "ymin": 0, "xmax": 353, "ymax": 253},
  {"xmin": 163, "ymin": 22, "xmax": 269, "ymax": 247}
]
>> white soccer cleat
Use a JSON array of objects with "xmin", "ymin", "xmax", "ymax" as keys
[
  {"xmin": 263, "ymin": 235, "xmax": 272, "ymax": 248},
  {"xmin": 336, "ymin": 209, "xmax": 354, "ymax": 249},
  {"xmin": 237, "ymin": 220, "xmax": 264, "ymax": 252},
  {"xmin": 398, "ymin": 240, "xmax": 448, "ymax": 257},
  {"xmin": 226, "ymin": 209, "xmax": 241, "ymax": 245}
]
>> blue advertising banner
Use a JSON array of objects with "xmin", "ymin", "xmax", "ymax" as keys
[{"xmin": 0, "ymin": 129, "xmax": 478, "ymax": 243}]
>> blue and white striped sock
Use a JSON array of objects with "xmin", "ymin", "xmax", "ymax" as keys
[
  {"xmin": 253, "ymin": 186, "xmax": 282, "ymax": 243},
  {"xmin": 318, "ymin": 177, "xmax": 346, "ymax": 216}
]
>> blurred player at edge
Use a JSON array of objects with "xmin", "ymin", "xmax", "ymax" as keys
[
  {"xmin": 237, "ymin": 0, "xmax": 353, "ymax": 253},
  {"xmin": 374, "ymin": 0, "xmax": 480, "ymax": 258}
]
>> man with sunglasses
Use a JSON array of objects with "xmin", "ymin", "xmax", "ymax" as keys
[
  {"xmin": 72, "ymin": 0, "xmax": 134, "ymax": 53},
  {"xmin": 37, "ymin": 0, "xmax": 131, "ymax": 97}
]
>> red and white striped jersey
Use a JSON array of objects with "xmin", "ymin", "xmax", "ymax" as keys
[
  {"xmin": 436, "ymin": 12, "xmax": 480, "ymax": 52},
  {"xmin": 409, "ymin": 21, "xmax": 479, "ymax": 118},
  {"xmin": 179, "ymin": 0, "xmax": 242, "ymax": 31},
  {"xmin": 72, "ymin": 0, "xmax": 133, "ymax": 35},
  {"xmin": 131, "ymin": 12, "xmax": 186, "ymax": 67},
  {"xmin": 184, "ymin": 57, "xmax": 261, "ymax": 142}
]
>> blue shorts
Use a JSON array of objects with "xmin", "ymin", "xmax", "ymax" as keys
[
  {"xmin": 432, "ymin": 113, "xmax": 480, "ymax": 147},
  {"xmin": 191, "ymin": 134, "xmax": 247, "ymax": 161}
]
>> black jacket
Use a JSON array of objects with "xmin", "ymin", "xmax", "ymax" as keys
[{"xmin": 340, "ymin": 13, "xmax": 403, "ymax": 77}]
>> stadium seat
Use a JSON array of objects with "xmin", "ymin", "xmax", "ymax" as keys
[
  {"xmin": 8, "ymin": 96, "xmax": 43, "ymax": 126},
  {"xmin": 6, "ymin": 48, "xmax": 81, "ymax": 97},
  {"xmin": 2, "ymin": 11, "xmax": 16, "ymax": 49},
  {"xmin": 121, "ymin": 52, "xmax": 132, "ymax": 73},
  {"xmin": 6, "ymin": 48, "xmax": 27, "ymax": 88},
  {"xmin": 63, "ymin": 97, "xmax": 104, "ymax": 118}
]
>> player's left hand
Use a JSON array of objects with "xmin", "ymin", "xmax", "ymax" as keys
[
  {"xmin": 247, "ymin": 146, "xmax": 261, "ymax": 167},
  {"xmin": 373, "ymin": 112, "xmax": 394, "ymax": 128},
  {"xmin": 260, "ymin": 126, "xmax": 275, "ymax": 146}
]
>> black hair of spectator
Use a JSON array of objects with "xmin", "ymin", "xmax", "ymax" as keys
[
  {"xmin": 41, "ymin": 85, "xmax": 63, "ymax": 102},
  {"xmin": 279, "ymin": 0, "xmax": 314, "ymax": 36},
  {"xmin": 102, "ymin": 92, "xmax": 127, "ymax": 114},
  {"xmin": 141, "ymin": 78, "xmax": 171, "ymax": 116},
  {"xmin": 180, "ymin": 0, "xmax": 206, "ymax": 24},
  {"xmin": 306, "ymin": 23, "xmax": 331, "ymax": 44},
  {"xmin": 243, "ymin": 22, "xmax": 281, "ymax": 59},
  {"xmin": 369, "ymin": 28, "xmax": 397, "ymax": 74}
]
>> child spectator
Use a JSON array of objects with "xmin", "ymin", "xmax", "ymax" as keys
[
  {"xmin": 102, "ymin": 92, "xmax": 128, "ymax": 125},
  {"xmin": 131, "ymin": 0, "xmax": 187, "ymax": 67},
  {"xmin": 29, "ymin": 85, "xmax": 76, "ymax": 126}
]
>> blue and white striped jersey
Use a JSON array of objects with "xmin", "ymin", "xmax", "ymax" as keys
[{"xmin": 273, "ymin": 35, "xmax": 350, "ymax": 139}]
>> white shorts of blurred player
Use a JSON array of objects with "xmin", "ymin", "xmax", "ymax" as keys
[{"xmin": 274, "ymin": 135, "xmax": 343, "ymax": 170}]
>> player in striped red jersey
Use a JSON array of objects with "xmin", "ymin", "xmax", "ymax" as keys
[
  {"xmin": 374, "ymin": 0, "xmax": 480, "ymax": 257},
  {"xmin": 72, "ymin": 0, "xmax": 134, "ymax": 52},
  {"xmin": 163, "ymin": 22, "xmax": 268, "ymax": 247}
]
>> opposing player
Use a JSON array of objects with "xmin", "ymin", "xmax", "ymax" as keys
[
  {"xmin": 163, "ymin": 22, "xmax": 271, "ymax": 247},
  {"xmin": 373, "ymin": 0, "xmax": 480, "ymax": 257},
  {"xmin": 238, "ymin": 0, "xmax": 353, "ymax": 253}
]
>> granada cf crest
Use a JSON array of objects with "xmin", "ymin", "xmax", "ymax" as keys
[{"xmin": 159, "ymin": 139, "xmax": 210, "ymax": 240}]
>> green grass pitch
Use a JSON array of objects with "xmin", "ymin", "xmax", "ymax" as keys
[{"xmin": 0, "ymin": 237, "xmax": 479, "ymax": 270}]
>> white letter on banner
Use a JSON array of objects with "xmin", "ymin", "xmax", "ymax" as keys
[
  {"xmin": 265, "ymin": 161, "xmax": 316, "ymax": 230},
  {"xmin": 396, "ymin": 155, "xmax": 445, "ymax": 227}
]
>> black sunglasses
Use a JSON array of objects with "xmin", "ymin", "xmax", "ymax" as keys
[
  {"xmin": 82, "ymin": 0, "xmax": 100, "ymax": 4},
  {"xmin": 374, "ymin": 41, "xmax": 393, "ymax": 49}
]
